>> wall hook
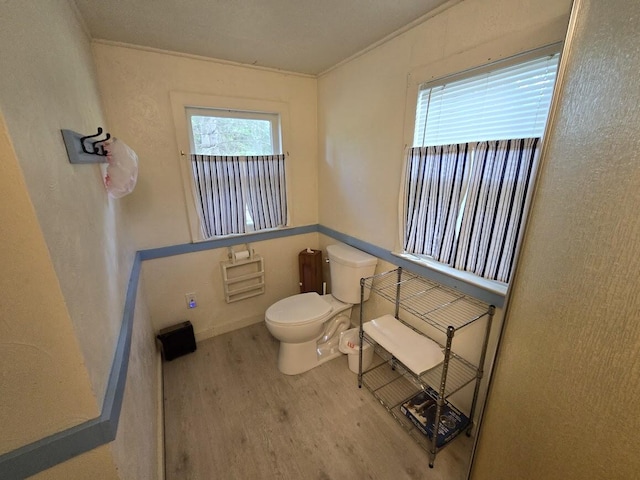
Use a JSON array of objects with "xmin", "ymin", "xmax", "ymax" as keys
[
  {"xmin": 62, "ymin": 127, "xmax": 111, "ymax": 164},
  {"xmin": 80, "ymin": 127, "xmax": 111, "ymax": 156}
]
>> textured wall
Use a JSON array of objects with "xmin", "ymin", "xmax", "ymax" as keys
[
  {"xmin": 92, "ymin": 42, "xmax": 319, "ymax": 249},
  {"xmin": 0, "ymin": 0, "xmax": 130, "ymax": 408},
  {"xmin": 141, "ymin": 233, "xmax": 320, "ymax": 338},
  {"xmin": 316, "ymin": 0, "xmax": 571, "ymax": 449},
  {"xmin": 0, "ymin": 1, "xmax": 158, "ymax": 477},
  {"xmin": 0, "ymin": 112, "xmax": 101, "ymax": 454},
  {"xmin": 110, "ymin": 280, "xmax": 159, "ymax": 479},
  {"xmin": 317, "ymin": 0, "xmax": 572, "ymax": 251},
  {"xmin": 92, "ymin": 42, "xmax": 319, "ymax": 337},
  {"xmin": 471, "ymin": 0, "xmax": 640, "ymax": 478}
]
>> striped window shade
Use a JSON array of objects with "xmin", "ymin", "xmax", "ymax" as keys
[
  {"xmin": 403, "ymin": 50, "xmax": 560, "ymax": 283},
  {"xmin": 190, "ymin": 154, "xmax": 287, "ymax": 239},
  {"xmin": 413, "ymin": 53, "xmax": 560, "ymax": 147}
]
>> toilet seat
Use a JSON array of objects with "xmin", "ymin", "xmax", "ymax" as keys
[{"xmin": 265, "ymin": 292, "xmax": 332, "ymax": 326}]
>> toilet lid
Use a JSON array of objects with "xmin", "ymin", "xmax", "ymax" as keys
[{"xmin": 266, "ymin": 292, "xmax": 332, "ymax": 326}]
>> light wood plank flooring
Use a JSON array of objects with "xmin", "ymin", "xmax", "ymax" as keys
[{"xmin": 163, "ymin": 323, "xmax": 473, "ymax": 479}]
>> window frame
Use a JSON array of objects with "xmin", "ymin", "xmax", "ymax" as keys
[
  {"xmin": 185, "ymin": 106, "xmax": 282, "ymax": 156},
  {"xmin": 399, "ymin": 43, "xmax": 562, "ymax": 289},
  {"xmin": 403, "ymin": 43, "xmax": 562, "ymax": 150},
  {"xmin": 170, "ymin": 92, "xmax": 291, "ymax": 242}
]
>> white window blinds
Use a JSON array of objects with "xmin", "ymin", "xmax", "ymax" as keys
[{"xmin": 413, "ymin": 53, "xmax": 560, "ymax": 147}]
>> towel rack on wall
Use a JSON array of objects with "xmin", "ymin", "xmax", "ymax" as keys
[{"xmin": 61, "ymin": 127, "xmax": 111, "ymax": 164}]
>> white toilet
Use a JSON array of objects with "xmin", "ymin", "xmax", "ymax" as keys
[{"xmin": 265, "ymin": 243, "xmax": 378, "ymax": 375}]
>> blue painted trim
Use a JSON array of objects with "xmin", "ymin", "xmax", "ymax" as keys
[
  {"xmin": 0, "ymin": 223, "xmax": 504, "ymax": 479},
  {"xmin": 139, "ymin": 224, "xmax": 319, "ymax": 260},
  {"xmin": 0, "ymin": 253, "xmax": 141, "ymax": 479},
  {"xmin": 0, "ymin": 418, "xmax": 109, "ymax": 479},
  {"xmin": 101, "ymin": 253, "xmax": 141, "ymax": 437},
  {"xmin": 317, "ymin": 225, "xmax": 504, "ymax": 307}
]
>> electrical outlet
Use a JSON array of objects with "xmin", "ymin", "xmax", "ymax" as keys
[{"xmin": 185, "ymin": 292, "xmax": 197, "ymax": 309}]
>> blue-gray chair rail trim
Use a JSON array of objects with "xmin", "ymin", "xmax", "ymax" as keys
[{"xmin": 0, "ymin": 224, "xmax": 503, "ymax": 479}]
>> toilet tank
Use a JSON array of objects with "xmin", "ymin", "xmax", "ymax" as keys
[{"xmin": 326, "ymin": 244, "xmax": 378, "ymax": 304}]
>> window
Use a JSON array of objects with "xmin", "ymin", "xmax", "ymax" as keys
[
  {"xmin": 187, "ymin": 107, "xmax": 281, "ymax": 156},
  {"xmin": 185, "ymin": 107, "xmax": 288, "ymax": 239},
  {"xmin": 403, "ymin": 51, "xmax": 560, "ymax": 283}
]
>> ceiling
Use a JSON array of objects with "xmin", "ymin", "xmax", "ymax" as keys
[{"xmin": 73, "ymin": 0, "xmax": 451, "ymax": 75}]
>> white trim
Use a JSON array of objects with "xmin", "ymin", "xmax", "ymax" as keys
[
  {"xmin": 402, "ymin": 42, "xmax": 563, "ymax": 153},
  {"xmin": 186, "ymin": 107, "xmax": 281, "ymax": 155},
  {"xmin": 194, "ymin": 314, "xmax": 264, "ymax": 343},
  {"xmin": 156, "ymin": 351, "xmax": 165, "ymax": 480},
  {"xmin": 170, "ymin": 92, "xmax": 291, "ymax": 243},
  {"xmin": 91, "ymin": 39, "xmax": 315, "ymax": 79},
  {"xmin": 391, "ymin": 251, "xmax": 508, "ymax": 297},
  {"xmin": 416, "ymin": 44, "xmax": 561, "ymax": 95},
  {"xmin": 397, "ymin": 43, "xmax": 563, "ymax": 283}
]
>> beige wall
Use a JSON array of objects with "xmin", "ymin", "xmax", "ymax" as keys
[
  {"xmin": 0, "ymin": 0, "xmax": 128, "ymax": 410},
  {"xmin": 316, "ymin": 0, "xmax": 571, "ymax": 433},
  {"xmin": 92, "ymin": 42, "xmax": 319, "ymax": 249},
  {"xmin": 471, "ymin": 0, "xmax": 640, "ymax": 478},
  {"xmin": 92, "ymin": 42, "xmax": 319, "ymax": 338},
  {"xmin": 0, "ymin": 112, "xmax": 100, "ymax": 454},
  {"xmin": 0, "ymin": 1, "xmax": 158, "ymax": 478},
  {"xmin": 317, "ymin": 0, "xmax": 572, "ymax": 251},
  {"xmin": 109, "ymin": 282, "xmax": 159, "ymax": 479},
  {"xmin": 142, "ymin": 233, "xmax": 320, "ymax": 338}
]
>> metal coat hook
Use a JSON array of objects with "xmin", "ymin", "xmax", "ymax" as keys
[
  {"xmin": 62, "ymin": 127, "xmax": 111, "ymax": 164},
  {"xmin": 80, "ymin": 127, "xmax": 111, "ymax": 156}
]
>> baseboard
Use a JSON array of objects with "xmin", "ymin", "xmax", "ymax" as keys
[
  {"xmin": 194, "ymin": 315, "xmax": 264, "ymax": 342},
  {"xmin": 156, "ymin": 351, "xmax": 165, "ymax": 480}
]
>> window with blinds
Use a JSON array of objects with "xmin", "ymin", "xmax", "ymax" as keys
[
  {"xmin": 403, "ymin": 50, "xmax": 560, "ymax": 284},
  {"xmin": 413, "ymin": 53, "xmax": 560, "ymax": 147}
]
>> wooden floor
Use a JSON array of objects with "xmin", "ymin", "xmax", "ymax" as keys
[{"xmin": 163, "ymin": 323, "xmax": 473, "ymax": 480}]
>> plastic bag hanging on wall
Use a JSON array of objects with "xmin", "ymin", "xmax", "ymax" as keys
[{"xmin": 103, "ymin": 138, "xmax": 138, "ymax": 198}]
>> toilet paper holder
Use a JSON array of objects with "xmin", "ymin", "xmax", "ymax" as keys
[
  {"xmin": 221, "ymin": 243, "xmax": 265, "ymax": 303},
  {"xmin": 227, "ymin": 243, "xmax": 255, "ymax": 263}
]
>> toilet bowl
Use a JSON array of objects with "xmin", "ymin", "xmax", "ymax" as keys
[
  {"xmin": 265, "ymin": 293, "xmax": 352, "ymax": 375},
  {"xmin": 265, "ymin": 243, "xmax": 377, "ymax": 375}
]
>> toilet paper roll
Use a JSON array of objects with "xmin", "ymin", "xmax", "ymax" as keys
[{"xmin": 233, "ymin": 250, "xmax": 251, "ymax": 261}]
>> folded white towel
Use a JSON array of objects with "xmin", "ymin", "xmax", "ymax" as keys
[{"xmin": 363, "ymin": 314, "xmax": 443, "ymax": 375}]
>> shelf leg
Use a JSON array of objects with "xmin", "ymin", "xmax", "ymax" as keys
[
  {"xmin": 358, "ymin": 277, "xmax": 365, "ymax": 388},
  {"xmin": 467, "ymin": 306, "xmax": 495, "ymax": 431},
  {"xmin": 429, "ymin": 325, "xmax": 455, "ymax": 469},
  {"xmin": 394, "ymin": 267, "xmax": 402, "ymax": 319},
  {"xmin": 466, "ymin": 421, "xmax": 474, "ymax": 437}
]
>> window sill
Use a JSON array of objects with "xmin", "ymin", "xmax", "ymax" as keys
[
  {"xmin": 196, "ymin": 225, "xmax": 288, "ymax": 243},
  {"xmin": 391, "ymin": 252, "xmax": 508, "ymax": 298}
]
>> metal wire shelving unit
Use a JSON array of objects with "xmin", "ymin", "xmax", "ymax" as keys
[{"xmin": 357, "ymin": 267, "xmax": 495, "ymax": 468}]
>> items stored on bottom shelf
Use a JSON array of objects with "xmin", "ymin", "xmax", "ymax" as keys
[
  {"xmin": 400, "ymin": 386, "xmax": 470, "ymax": 448},
  {"xmin": 357, "ymin": 267, "xmax": 495, "ymax": 468}
]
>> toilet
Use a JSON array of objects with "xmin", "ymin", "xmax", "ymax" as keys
[{"xmin": 265, "ymin": 244, "xmax": 378, "ymax": 375}]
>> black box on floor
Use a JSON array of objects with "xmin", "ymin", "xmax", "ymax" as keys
[{"xmin": 156, "ymin": 321, "xmax": 196, "ymax": 361}]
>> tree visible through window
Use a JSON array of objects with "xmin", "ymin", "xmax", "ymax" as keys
[
  {"xmin": 186, "ymin": 107, "xmax": 287, "ymax": 238},
  {"xmin": 187, "ymin": 108, "xmax": 280, "ymax": 156}
]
